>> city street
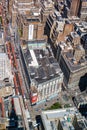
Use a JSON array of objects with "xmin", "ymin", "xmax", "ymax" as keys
[
  {"xmin": 3, "ymin": 14, "xmax": 75, "ymax": 125},
  {"xmin": 1, "ymin": 0, "xmax": 76, "ymax": 128}
]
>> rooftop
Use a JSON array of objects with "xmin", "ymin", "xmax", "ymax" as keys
[
  {"xmin": 62, "ymin": 51, "xmax": 87, "ymax": 72},
  {"xmin": 19, "ymin": 7, "xmax": 41, "ymax": 23},
  {"xmin": 21, "ymin": 40, "xmax": 62, "ymax": 84},
  {"xmin": 59, "ymin": 118, "xmax": 75, "ymax": 130},
  {"xmin": 74, "ymin": 22, "xmax": 87, "ymax": 36},
  {"xmin": 59, "ymin": 33, "xmax": 87, "ymax": 72},
  {"xmin": 41, "ymin": 107, "xmax": 79, "ymax": 130},
  {"xmin": 74, "ymin": 92, "xmax": 87, "ymax": 107}
]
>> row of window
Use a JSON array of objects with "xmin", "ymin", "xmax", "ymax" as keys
[{"xmin": 38, "ymin": 83, "xmax": 61, "ymax": 101}]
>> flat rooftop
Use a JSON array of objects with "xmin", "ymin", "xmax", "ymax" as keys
[
  {"xmin": 41, "ymin": 107, "xmax": 78, "ymax": 130},
  {"xmin": 74, "ymin": 22, "xmax": 87, "ymax": 35},
  {"xmin": 74, "ymin": 92, "xmax": 87, "ymax": 106},
  {"xmin": 21, "ymin": 40, "xmax": 62, "ymax": 84},
  {"xmin": 62, "ymin": 51, "xmax": 87, "ymax": 72}
]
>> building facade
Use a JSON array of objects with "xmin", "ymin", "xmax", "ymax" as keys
[
  {"xmin": 11, "ymin": 0, "xmax": 40, "ymax": 27},
  {"xmin": 17, "ymin": 12, "xmax": 46, "ymax": 41}
]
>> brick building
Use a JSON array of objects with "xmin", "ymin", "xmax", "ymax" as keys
[
  {"xmin": 68, "ymin": 0, "xmax": 80, "ymax": 17},
  {"xmin": 11, "ymin": 0, "xmax": 40, "ymax": 27},
  {"xmin": 66, "ymin": 0, "xmax": 87, "ymax": 19},
  {"xmin": 17, "ymin": 11, "xmax": 46, "ymax": 41},
  {"xmin": 56, "ymin": 32, "xmax": 87, "ymax": 89},
  {"xmin": 40, "ymin": 0, "xmax": 54, "ymax": 23}
]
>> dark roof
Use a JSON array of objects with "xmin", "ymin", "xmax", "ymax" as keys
[
  {"xmin": 22, "ymin": 43, "xmax": 62, "ymax": 84},
  {"xmin": 62, "ymin": 51, "xmax": 87, "ymax": 72}
]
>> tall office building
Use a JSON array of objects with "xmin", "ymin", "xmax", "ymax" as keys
[
  {"xmin": 40, "ymin": 0, "xmax": 54, "ymax": 23},
  {"xmin": 68, "ymin": 0, "xmax": 87, "ymax": 19},
  {"xmin": 69, "ymin": 0, "xmax": 80, "ymax": 16}
]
